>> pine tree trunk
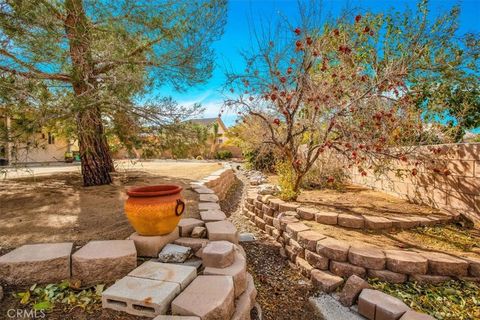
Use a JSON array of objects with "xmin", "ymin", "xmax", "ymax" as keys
[{"xmin": 65, "ymin": 0, "xmax": 114, "ymax": 186}]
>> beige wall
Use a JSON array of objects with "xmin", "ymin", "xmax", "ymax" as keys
[
  {"xmin": 11, "ymin": 133, "xmax": 78, "ymax": 164},
  {"xmin": 348, "ymin": 143, "xmax": 479, "ymax": 226}
]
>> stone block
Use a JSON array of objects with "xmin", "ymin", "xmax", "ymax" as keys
[
  {"xmin": 204, "ymin": 251, "xmax": 247, "ymax": 298},
  {"xmin": 305, "ymin": 250, "xmax": 329, "ymax": 270},
  {"xmin": 367, "ymin": 269, "xmax": 407, "ymax": 284},
  {"xmin": 330, "ymin": 260, "xmax": 367, "ymax": 278},
  {"xmin": 295, "ymin": 257, "xmax": 314, "ymax": 277},
  {"xmin": 230, "ymin": 287, "xmax": 252, "ymax": 320},
  {"xmin": 385, "ymin": 250, "xmax": 427, "ymax": 275},
  {"xmin": 72, "ymin": 240, "xmax": 136, "ymax": 285},
  {"xmin": 296, "ymin": 207, "xmax": 317, "ymax": 220},
  {"xmin": 158, "ymin": 244, "xmax": 192, "ymax": 263},
  {"xmin": 254, "ymin": 217, "xmax": 266, "ymax": 230},
  {"xmin": 206, "ymin": 220, "xmax": 239, "ymax": 244},
  {"xmin": 268, "ymin": 198, "xmax": 285, "ymax": 210},
  {"xmin": 315, "ymin": 211, "xmax": 338, "ymax": 225},
  {"xmin": 102, "ymin": 276, "xmax": 180, "ymax": 317},
  {"xmin": 178, "ymin": 218, "xmax": 205, "ymax": 237},
  {"xmin": 263, "ymin": 215, "xmax": 274, "ymax": 226},
  {"xmin": 409, "ymin": 274, "xmax": 451, "ymax": 284},
  {"xmin": 278, "ymin": 202, "xmax": 300, "ymax": 213},
  {"xmin": 129, "ymin": 261, "xmax": 196, "ymax": 290},
  {"xmin": 199, "ymin": 210, "xmax": 227, "ymax": 223},
  {"xmin": 338, "ymin": 214, "xmax": 365, "ymax": 229},
  {"xmin": 245, "ymin": 273, "xmax": 257, "ymax": 307},
  {"xmin": 358, "ymin": 289, "xmax": 410, "ymax": 320},
  {"xmin": 174, "ymin": 238, "xmax": 209, "ymax": 257},
  {"xmin": 399, "ymin": 310, "xmax": 435, "ymax": 320},
  {"xmin": 285, "ymin": 223, "xmax": 310, "ymax": 241},
  {"xmin": 417, "ymin": 251, "xmax": 469, "ymax": 276},
  {"xmin": 297, "ymin": 231, "xmax": 327, "ymax": 251},
  {"xmin": 128, "ymin": 229, "xmax": 179, "ymax": 257},
  {"xmin": 171, "ymin": 275, "xmax": 234, "ymax": 320},
  {"xmin": 364, "ymin": 216, "xmax": 393, "ymax": 230},
  {"xmin": 348, "ymin": 245, "xmax": 385, "ymax": 270},
  {"xmin": 199, "ymin": 194, "xmax": 219, "ymax": 203},
  {"xmin": 310, "ymin": 269, "xmax": 344, "ymax": 293},
  {"xmin": 239, "ymin": 233, "xmax": 255, "ymax": 242},
  {"xmin": 202, "ymin": 241, "xmax": 235, "ymax": 268},
  {"xmin": 193, "ymin": 187, "xmax": 215, "ymax": 194},
  {"xmin": 389, "ymin": 217, "xmax": 419, "ymax": 229},
  {"xmin": 316, "ymin": 238, "xmax": 350, "ymax": 262},
  {"xmin": 191, "ymin": 227, "xmax": 206, "ymax": 238},
  {"xmin": 199, "ymin": 202, "xmax": 221, "ymax": 211},
  {"xmin": 467, "ymin": 256, "xmax": 480, "ymax": 277},
  {"xmin": 0, "ymin": 242, "xmax": 72, "ymax": 285},
  {"xmin": 339, "ymin": 275, "xmax": 371, "ymax": 307}
]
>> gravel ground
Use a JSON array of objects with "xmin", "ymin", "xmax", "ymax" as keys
[{"xmin": 225, "ymin": 167, "xmax": 321, "ymax": 320}]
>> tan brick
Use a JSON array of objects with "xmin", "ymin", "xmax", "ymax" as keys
[
  {"xmin": 305, "ymin": 250, "xmax": 329, "ymax": 270},
  {"xmin": 310, "ymin": 269, "xmax": 344, "ymax": 293},
  {"xmin": 417, "ymin": 251, "xmax": 468, "ymax": 276},
  {"xmin": 409, "ymin": 274, "xmax": 451, "ymax": 284},
  {"xmin": 358, "ymin": 289, "xmax": 409, "ymax": 320},
  {"xmin": 316, "ymin": 238, "xmax": 350, "ymax": 262},
  {"xmin": 297, "ymin": 231, "xmax": 326, "ymax": 251},
  {"xmin": 285, "ymin": 223, "xmax": 310, "ymax": 240},
  {"xmin": 315, "ymin": 211, "xmax": 338, "ymax": 225},
  {"xmin": 385, "ymin": 250, "xmax": 428, "ymax": 275},
  {"xmin": 364, "ymin": 216, "xmax": 392, "ymax": 230},
  {"xmin": 348, "ymin": 245, "xmax": 385, "ymax": 270},
  {"xmin": 330, "ymin": 260, "xmax": 366, "ymax": 278},
  {"xmin": 339, "ymin": 275, "xmax": 371, "ymax": 307},
  {"xmin": 338, "ymin": 214, "xmax": 365, "ymax": 229},
  {"xmin": 295, "ymin": 257, "xmax": 314, "ymax": 277}
]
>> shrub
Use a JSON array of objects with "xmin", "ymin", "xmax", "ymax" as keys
[
  {"xmin": 276, "ymin": 160, "xmax": 298, "ymax": 201},
  {"xmin": 302, "ymin": 154, "xmax": 349, "ymax": 191},
  {"xmin": 195, "ymin": 155, "xmax": 204, "ymax": 160},
  {"xmin": 215, "ymin": 150, "xmax": 233, "ymax": 160},
  {"xmin": 244, "ymin": 149, "xmax": 276, "ymax": 173}
]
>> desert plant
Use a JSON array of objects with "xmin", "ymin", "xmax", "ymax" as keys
[{"xmin": 215, "ymin": 150, "xmax": 233, "ymax": 160}]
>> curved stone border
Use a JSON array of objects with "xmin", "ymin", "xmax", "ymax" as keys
[
  {"xmin": 242, "ymin": 187, "xmax": 480, "ymax": 283},
  {"xmin": 245, "ymin": 194, "xmax": 455, "ymax": 232}
]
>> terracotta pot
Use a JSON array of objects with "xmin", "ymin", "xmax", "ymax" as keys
[{"xmin": 125, "ymin": 184, "xmax": 185, "ymax": 236}]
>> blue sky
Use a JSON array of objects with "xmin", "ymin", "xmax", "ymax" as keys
[{"xmin": 159, "ymin": 0, "xmax": 480, "ymax": 127}]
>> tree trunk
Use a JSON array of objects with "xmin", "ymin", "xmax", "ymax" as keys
[{"xmin": 65, "ymin": 0, "xmax": 114, "ymax": 186}]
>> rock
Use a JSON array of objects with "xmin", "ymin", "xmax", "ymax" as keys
[
  {"xmin": 348, "ymin": 245, "xmax": 385, "ymax": 270},
  {"xmin": 268, "ymin": 198, "xmax": 285, "ymax": 210},
  {"xmin": 399, "ymin": 310, "xmax": 435, "ymax": 320},
  {"xmin": 384, "ymin": 250, "xmax": 427, "ymax": 275},
  {"xmin": 102, "ymin": 276, "xmax": 180, "ymax": 317},
  {"xmin": 128, "ymin": 229, "xmax": 180, "ymax": 257},
  {"xmin": 285, "ymin": 223, "xmax": 310, "ymax": 241},
  {"xmin": 72, "ymin": 240, "xmax": 136, "ymax": 285},
  {"xmin": 0, "ymin": 242, "xmax": 72, "ymax": 285},
  {"xmin": 278, "ymin": 202, "xmax": 300, "ymax": 213},
  {"xmin": 278, "ymin": 215, "xmax": 300, "ymax": 231},
  {"xmin": 297, "ymin": 231, "xmax": 327, "ymax": 251},
  {"xmin": 315, "ymin": 211, "xmax": 339, "ymax": 225},
  {"xmin": 200, "ymin": 210, "xmax": 227, "ymax": 222},
  {"xmin": 158, "ymin": 244, "xmax": 192, "ymax": 263},
  {"xmin": 330, "ymin": 261, "xmax": 366, "ymax": 278},
  {"xmin": 358, "ymin": 289, "xmax": 410, "ymax": 320},
  {"xmin": 205, "ymin": 220, "xmax": 239, "ymax": 244},
  {"xmin": 178, "ymin": 218, "xmax": 205, "ymax": 237},
  {"xmin": 339, "ymin": 275, "xmax": 371, "ymax": 307},
  {"xmin": 204, "ymin": 251, "xmax": 247, "ymax": 298},
  {"xmin": 239, "ymin": 233, "xmax": 256, "ymax": 242},
  {"xmin": 191, "ymin": 227, "xmax": 206, "ymax": 239},
  {"xmin": 338, "ymin": 214, "xmax": 365, "ymax": 229},
  {"xmin": 258, "ymin": 184, "xmax": 280, "ymax": 195},
  {"xmin": 363, "ymin": 216, "xmax": 392, "ymax": 230},
  {"xmin": 296, "ymin": 207, "xmax": 317, "ymax": 220},
  {"xmin": 199, "ymin": 194, "xmax": 219, "ymax": 203},
  {"xmin": 174, "ymin": 238, "xmax": 209, "ymax": 256},
  {"xmin": 311, "ymin": 269, "xmax": 344, "ymax": 293},
  {"xmin": 295, "ymin": 257, "xmax": 314, "ymax": 277},
  {"xmin": 305, "ymin": 250, "xmax": 329, "ymax": 270},
  {"xmin": 316, "ymin": 238, "xmax": 350, "ymax": 262},
  {"xmin": 367, "ymin": 269, "xmax": 407, "ymax": 284},
  {"xmin": 129, "ymin": 261, "xmax": 197, "ymax": 290},
  {"xmin": 171, "ymin": 275, "xmax": 235, "ymax": 320},
  {"xmin": 417, "ymin": 251, "xmax": 469, "ymax": 276},
  {"xmin": 202, "ymin": 241, "xmax": 235, "ymax": 268},
  {"xmin": 409, "ymin": 274, "xmax": 451, "ymax": 284}
]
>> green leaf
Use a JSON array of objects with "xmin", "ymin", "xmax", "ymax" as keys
[
  {"xmin": 20, "ymin": 291, "xmax": 30, "ymax": 304},
  {"xmin": 33, "ymin": 300, "xmax": 52, "ymax": 311}
]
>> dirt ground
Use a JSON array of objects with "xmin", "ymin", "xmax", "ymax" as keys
[{"xmin": 0, "ymin": 161, "xmax": 223, "ymax": 252}]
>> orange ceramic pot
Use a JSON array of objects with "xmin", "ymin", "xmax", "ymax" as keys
[{"xmin": 125, "ymin": 185, "xmax": 185, "ymax": 236}]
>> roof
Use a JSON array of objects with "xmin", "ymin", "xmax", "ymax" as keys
[{"xmin": 186, "ymin": 117, "xmax": 228, "ymax": 131}]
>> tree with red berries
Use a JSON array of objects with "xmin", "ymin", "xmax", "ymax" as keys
[{"xmin": 225, "ymin": 1, "xmax": 474, "ymax": 200}]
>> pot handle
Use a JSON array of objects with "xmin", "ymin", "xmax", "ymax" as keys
[{"xmin": 175, "ymin": 199, "xmax": 185, "ymax": 216}]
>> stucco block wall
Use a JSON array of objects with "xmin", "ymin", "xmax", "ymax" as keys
[{"xmin": 349, "ymin": 143, "xmax": 480, "ymax": 225}]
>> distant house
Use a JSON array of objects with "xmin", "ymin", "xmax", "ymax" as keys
[
  {"xmin": 186, "ymin": 117, "xmax": 229, "ymax": 145},
  {"xmin": 0, "ymin": 115, "xmax": 78, "ymax": 165}
]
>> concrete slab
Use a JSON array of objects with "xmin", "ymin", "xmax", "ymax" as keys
[
  {"xmin": 171, "ymin": 275, "xmax": 235, "ymax": 320},
  {"xmin": 129, "ymin": 261, "xmax": 197, "ymax": 290},
  {"xmin": 199, "ymin": 202, "xmax": 221, "ymax": 211},
  {"xmin": 0, "ymin": 242, "xmax": 72, "ymax": 285},
  {"xmin": 158, "ymin": 244, "xmax": 192, "ymax": 263},
  {"xmin": 206, "ymin": 220, "xmax": 239, "ymax": 244},
  {"xmin": 200, "ymin": 210, "xmax": 227, "ymax": 222},
  {"xmin": 72, "ymin": 240, "xmax": 136, "ymax": 285},
  {"xmin": 199, "ymin": 194, "xmax": 219, "ymax": 202},
  {"xmin": 128, "ymin": 228, "xmax": 179, "ymax": 257},
  {"xmin": 102, "ymin": 276, "xmax": 180, "ymax": 317}
]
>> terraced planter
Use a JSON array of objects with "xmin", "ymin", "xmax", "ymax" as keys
[{"xmin": 125, "ymin": 185, "xmax": 185, "ymax": 236}]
